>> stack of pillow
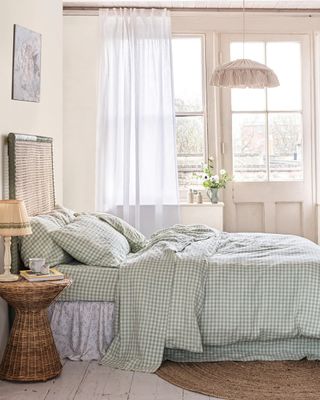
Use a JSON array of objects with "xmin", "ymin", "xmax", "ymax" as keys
[{"xmin": 20, "ymin": 206, "xmax": 146, "ymax": 268}]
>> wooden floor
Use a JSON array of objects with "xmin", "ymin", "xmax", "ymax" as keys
[{"xmin": 0, "ymin": 361, "xmax": 220, "ymax": 400}]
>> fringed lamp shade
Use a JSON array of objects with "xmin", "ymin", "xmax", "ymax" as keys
[{"xmin": 210, "ymin": 58, "xmax": 280, "ymax": 89}]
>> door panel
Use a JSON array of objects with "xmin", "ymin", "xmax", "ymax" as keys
[
  {"xmin": 236, "ymin": 203, "xmax": 264, "ymax": 232},
  {"xmin": 275, "ymin": 202, "xmax": 302, "ymax": 236},
  {"xmin": 224, "ymin": 183, "xmax": 313, "ymax": 239}
]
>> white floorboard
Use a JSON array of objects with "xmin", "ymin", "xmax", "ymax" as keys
[
  {"xmin": 74, "ymin": 362, "xmax": 133, "ymax": 400},
  {"xmin": 0, "ymin": 361, "xmax": 221, "ymax": 400},
  {"xmin": 44, "ymin": 361, "xmax": 90, "ymax": 400},
  {"xmin": 130, "ymin": 371, "xmax": 183, "ymax": 400}
]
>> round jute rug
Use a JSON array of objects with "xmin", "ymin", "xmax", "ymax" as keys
[{"xmin": 156, "ymin": 360, "xmax": 320, "ymax": 400}]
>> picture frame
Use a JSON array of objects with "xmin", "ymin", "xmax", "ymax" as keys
[{"xmin": 12, "ymin": 24, "xmax": 42, "ymax": 102}]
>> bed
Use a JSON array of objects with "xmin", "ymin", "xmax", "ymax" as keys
[{"xmin": 8, "ymin": 132, "xmax": 320, "ymax": 372}]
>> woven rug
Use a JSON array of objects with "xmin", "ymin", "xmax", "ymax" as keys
[{"xmin": 156, "ymin": 360, "xmax": 320, "ymax": 399}]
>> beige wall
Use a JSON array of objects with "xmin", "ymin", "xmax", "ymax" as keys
[
  {"xmin": 63, "ymin": 16, "xmax": 98, "ymax": 212},
  {"xmin": 63, "ymin": 12, "xmax": 320, "ymax": 213},
  {"xmin": 0, "ymin": 0, "xmax": 63, "ymax": 360}
]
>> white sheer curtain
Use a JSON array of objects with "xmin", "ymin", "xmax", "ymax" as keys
[{"xmin": 96, "ymin": 8, "xmax": 180, "ymax": 237}]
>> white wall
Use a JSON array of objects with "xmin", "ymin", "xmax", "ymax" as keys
[
  {"xmin": 0, "ymin": 0, "xmax": 63, "ymax": 360},
  {"xmin": 63, "ymin": 12, "xmax": 320, "ymax": 213}
]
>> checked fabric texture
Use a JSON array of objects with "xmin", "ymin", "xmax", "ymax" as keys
[
  {"xmin": 90, "ymin": 212, "xmax": 147, "ymax": 253},
  {"xmin": 102, "ymin": 225, "xmax": 320, "ymax": 372},
  {"xmin": 57, "ymin": 263, "xmax": 119, "ymax": 302},
  {"xmin": 20, "ymin": 208, "xmax": 75, "ymax": 267},
  {"xmin": 51, "ymin": 215, "xmax": 130, "ymax": 267}
]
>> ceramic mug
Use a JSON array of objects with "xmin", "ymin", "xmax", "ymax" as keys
[{"xmin": 29, "ymin": 258, "xmax": 48, "ymax": 274}]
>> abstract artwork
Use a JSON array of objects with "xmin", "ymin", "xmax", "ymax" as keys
[{"xmin": 12, "ymin": 25, "xmax": 41, "ymax": 102}]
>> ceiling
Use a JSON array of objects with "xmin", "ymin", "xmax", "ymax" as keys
[{"xmin": 63, "ymin": 0, "xmax": 320, "ymax": 10}]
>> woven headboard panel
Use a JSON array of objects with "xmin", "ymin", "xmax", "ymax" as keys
[
  {"xmin": 8, "ymin": 133, "xmax": 55, "ymax": 217},
  {"xmin": 8, "ymin": 133, "xmax": 56, "ymax": 274}
]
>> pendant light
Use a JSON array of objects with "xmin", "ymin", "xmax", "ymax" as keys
[{"xmin": 210, "ymin": 0, "xmax": 280, "ymax": 89}]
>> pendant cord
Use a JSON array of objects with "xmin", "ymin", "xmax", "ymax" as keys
[{"xmin": 242, "ymin": 0, "xmax": 245, "ymax": 59}]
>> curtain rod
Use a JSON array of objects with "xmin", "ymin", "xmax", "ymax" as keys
[{"xmin": 63, "ymin": 6, "xmax": 320, "ymax": 14}]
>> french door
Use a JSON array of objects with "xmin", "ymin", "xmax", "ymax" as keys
[{"xmin": 220, "ymin": 34, "xmax": 316, "ymax": 241}]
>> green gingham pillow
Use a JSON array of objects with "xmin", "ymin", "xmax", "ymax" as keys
[
  {"xmin": 54, "ymin": 205, "xmax": 76, "ymax": 224},
  {"xmin": 20, "ymin": 207, "xmax": 75, "ymax": 267},
  {"xmin": 77, "ymin": 212, "xmax": 146, "ymax": 253},
  {"xmin": 51, "ymin": 215, "xmax": 130, "ymax": 267}
]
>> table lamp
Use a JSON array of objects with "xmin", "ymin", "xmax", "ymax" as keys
[{"xmin": 0, "ymin": 200, "xmax": 32, "ymax": 282}]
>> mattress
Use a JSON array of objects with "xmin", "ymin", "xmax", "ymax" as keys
[{"xmin": 57, "ymin": 262, "xmax": 119, "ymax": 302}]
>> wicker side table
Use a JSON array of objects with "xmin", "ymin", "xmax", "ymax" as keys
[{"xmin": 0, "ymin": 278, "xmax": 71, "ymax": 382}]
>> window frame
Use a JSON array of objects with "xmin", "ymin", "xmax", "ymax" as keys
[
  {"xmin": 172, "ymin": 33, "xmax": 209, "ymax": 197},
  {"xmin": 220, "ymin": 33, "xmax": 311, "ymax": 184}
]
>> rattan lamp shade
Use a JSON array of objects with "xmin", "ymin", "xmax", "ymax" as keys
[
  {"xmin": 210, "ymin": 0, "xmax": 280, "ymax": 89},
  {"xmin": 210, "ymin": 58, "xmax": 280, "ymax": 89},
  {"xmin": 0, "ymin": 200, "xmax": 31, "ymax": 237}
]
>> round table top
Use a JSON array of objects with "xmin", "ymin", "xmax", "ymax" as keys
[
  {"xmin": 0, "ymin": 277, "xmax": 72, "ymax": 292},
  {"xmin": 0, "ymin": 277, "xmax": 72, "ymax": 308}
]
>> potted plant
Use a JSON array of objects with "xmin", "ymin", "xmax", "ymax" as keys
[{"xmin": 197, "ymin": 157, "xmax": 232, "ymax": 203}]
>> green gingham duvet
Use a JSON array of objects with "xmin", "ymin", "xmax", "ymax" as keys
[{"xmin": 101, "ymin": 225, "xmax": 320, "ymax": 372}]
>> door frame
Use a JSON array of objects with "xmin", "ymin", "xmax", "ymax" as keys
[{"xmin": 219, "ymin": 33, "xmax": 316, "ymax": 240}]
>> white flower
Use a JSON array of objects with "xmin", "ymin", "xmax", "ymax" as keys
[
  {"xmin": 212, "ymin": 175, "xmax": 219, "ymax": 182},
  {"xmin": 220, "ymin": 169, "xmax": 226, "ymax": 175},
  {"xmin": 203, "ymin": 163, "xmax": 208, "ymax": 169}
]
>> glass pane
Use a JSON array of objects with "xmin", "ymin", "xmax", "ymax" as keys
[
  {"xmin": 176, "ymin": 116, "xmax": 205, "ymax": 188},
  {"xmin": 267, "ymin": 42, "xmax": 301, "ymax": 111},
  {"xmin": 231, "ymin": 42, "xmax": 266, "ymax": 111},
  {"xmin": 269, "ymin": 113, "xmax": 303, "ymax": 181},
  {"xmin": 230, "ymin": 41, "xmax": 265, "ymax": 62},
  {"xmin": 172, "ymin": 37, "xmax": 203, "ymax": 112},
  {"xmin": 232, "ymin": 113, "xmax": 267, "ymax": 181}
]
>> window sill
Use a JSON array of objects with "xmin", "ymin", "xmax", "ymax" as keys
[{"xmin": 180, "ymin": 202, "xmax": 224, "ymax": 207}]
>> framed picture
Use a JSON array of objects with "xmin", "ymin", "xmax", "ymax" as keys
[{"xmin": 12, "ymin": 25, "xmax": 42, "ymax": 102}]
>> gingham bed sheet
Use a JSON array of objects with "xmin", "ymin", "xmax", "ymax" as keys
[
  {"xmin": 164, "ymin": 337, "xmax": 320, "ymax": 363},
  {"xmin": 57, "ymin": 263, "xmax": 119, "ymax": 301},
  {"xmin": 102, "ymin": 225, "xmax": 320, "ymax": 372}
]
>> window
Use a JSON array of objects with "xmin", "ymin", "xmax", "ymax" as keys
[
  {"xmin": 172, "ymin": 35, "xmax": 207, "ymax": 190},
  {"xmin": 231, "ymin": 41, "xmax": 303, "ymax": 182}
]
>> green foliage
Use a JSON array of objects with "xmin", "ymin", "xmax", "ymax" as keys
[{"xmin": 196, "ymin": 157, "xmax": 232, "ymax": 189}]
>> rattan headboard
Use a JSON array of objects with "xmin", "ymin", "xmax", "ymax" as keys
[
  {"xmin": 8, "ymin": 133, "xmax": 55, "ymax": 216},
  {"xmin": 8, "ymin": 133, "xmax": 56, "ymax": 273}
]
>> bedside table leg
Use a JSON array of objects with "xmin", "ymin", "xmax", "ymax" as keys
[{"xmin": 0, "ymin": 308, "xmax": 62, "ymax": 382}]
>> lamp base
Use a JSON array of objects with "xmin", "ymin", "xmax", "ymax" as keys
[
  {"xmin": 0, "ymin": 273, "xmax": 19, "ymax": 282},
  {"xmin": 0, "ymin": 236, "xmax": 19, "ymax": 282}
]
